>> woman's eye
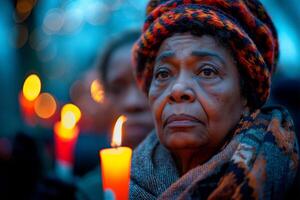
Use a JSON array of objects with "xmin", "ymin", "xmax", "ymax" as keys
[
  {"xmin": 155, "ymin": 69, "xmax": 170, "ymax": 81},
  {"xmin": 197, "ymin": 66, "xmax": 218, "ymax": 79}
]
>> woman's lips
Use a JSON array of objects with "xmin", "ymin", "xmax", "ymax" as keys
[{"xmin": 163, "ymin": 114, "xmax": 204, "ymax": 128}]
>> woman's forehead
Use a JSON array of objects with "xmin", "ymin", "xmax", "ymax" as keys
[
  {"xmin": 156, "ymin": 34, "xmax": 230, "ymax": 61},
  {"xmin": 160, "ymin": 34, "xmax": 221, "ymax": 51}
]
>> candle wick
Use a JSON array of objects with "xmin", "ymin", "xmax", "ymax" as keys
[{"xmin": 111, "ymin": 142, "xmax": 120, "ymax": 148}]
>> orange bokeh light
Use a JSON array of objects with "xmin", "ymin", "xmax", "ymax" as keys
[
  {"xmin": 90, "ymin": 79, "xmax": 105, "ymax": 103},
  {"xmin": 16, "ymin": 0, "xmax": 33, "ymax": 14},
  {"xmin": 34, "ymin": 93, "xmax": 57, "ymax": 119},
  {"xmin": 15, "ymin": 0, "xmax": 36, "ymax": 23}
]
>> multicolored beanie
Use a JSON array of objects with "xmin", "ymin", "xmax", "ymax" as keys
[{"xmin": 132, "ymin": 0, "xmax": 278, "ymax": 109}]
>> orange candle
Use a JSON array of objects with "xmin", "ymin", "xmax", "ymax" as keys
[{"xmin": 100, "ymin": 115, "xmax": 132, "ymax": 200}]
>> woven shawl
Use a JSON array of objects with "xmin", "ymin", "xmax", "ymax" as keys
[{"xmin": 130, "ymin": 106, "xmax": 299, "ymax": 199}]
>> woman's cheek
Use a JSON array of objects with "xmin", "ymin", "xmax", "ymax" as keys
[{"xmin": 149, "ymin": 86, "xmax": 168, "ymax": 129}]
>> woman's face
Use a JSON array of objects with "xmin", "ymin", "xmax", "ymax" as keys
[
  {"xmin": 106, "ymin": 44, "xmax": 153, "ymax": 148},
  {"xmin": 149, "ymin": 34, "xmax": 246, "ymax": 152}
]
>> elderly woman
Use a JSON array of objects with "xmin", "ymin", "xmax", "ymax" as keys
[{"xmin": 130, "ymin": 0, "xmax": 299, "ymax": 199}]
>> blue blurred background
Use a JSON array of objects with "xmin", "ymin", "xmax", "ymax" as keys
[
  {"xmin": 0, "ymin": 0, "xmax": 299, "ymax": 198},
  {"xmin": 0, "ymin": 0, "xmax": 149, "ymax": 137},
  {"xmin": 0, "ymin": 0, "xmax": 299, "ymax": 136}
]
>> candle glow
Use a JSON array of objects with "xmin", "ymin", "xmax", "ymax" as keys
[
  {"xmin": 19, "ymin": 92, "xmax": 35, "ymax": 125},
  {"xmin": 100, "ymin": 115, "xmax": 132, "ymax": 200},
  {"xmin": 54, "ymin": 104, "xmax": 81, "ymax": 165},
  {"xmin": 55, "ymin": 111, "xmax": 78, "ymax": 140},
  {"xmin": 34, "ymin": 92, "xmax": 57, "ymax": 119},
  {"xmin": 61, "ymin": 104, "xmax": 81, "ymax": 123},
  {"xmin": 111, "ymin": 115, "xmax": 126, "ymax": 147},
  {"xmin": 90, "ymin": 79, "xmax": 105, "ymax": 103},
  {"xmin": 22, "ymin": 74, "xmax": 41, "ymax": 101}
]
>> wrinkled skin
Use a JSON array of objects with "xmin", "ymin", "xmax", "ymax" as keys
[
  {"xmin": 106, "ymin": 44, "xmax": 153, "ymax": 148},
  {"xmin": 148, "ymin": 33, "xmax": 247, "ymax": 174}
]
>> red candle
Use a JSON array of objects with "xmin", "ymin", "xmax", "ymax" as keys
[
  {"xmin": 19, "ymin": 92, "xmax": 35, "ymax": 119},
  {"xmin": 54, "ymin": 121, "xmax": 79, "ymax": 165},
  {"xmin": 19, "ymin": 74, "xmax": 41, "ymax": 125},
  {"xmin": 54, "ymin": 104, "xmax": 81, "ymax": 179},
  {"xmin": 100, "ymin": 115, "xmax": 132, "ymax": 200}
]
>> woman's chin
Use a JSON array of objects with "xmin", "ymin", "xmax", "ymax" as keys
[{"xmin": 162, "ymin": 132, "xmax": 208, "ymax": 150}]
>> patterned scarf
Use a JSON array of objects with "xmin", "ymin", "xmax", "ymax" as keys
[{"xmin": 130, "ymin": 106, "xmax": 299, "ymax": 199}]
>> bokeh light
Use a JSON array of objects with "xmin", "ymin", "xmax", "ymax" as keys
[
  {"xmin": 42, "ymin": 8, "xmax": 65, "ymax": 34},
  {"xmin": 61, "ymin": 111, "xmax": 76, "ymax": 129},
  {"xmin": 16, "ymin": 0, "xmax": 33, "ymax": 14},
  {"xmin": 34, "ymin": 92, "xmax": 57, "ymax": 119},
  {"xmin": 14, "ymin": 0, "xmax": 37, "ymax": 23},
  {"xmin": 90, "ymin": 79, "xmax": 105, "ymax": 103},
  {"xmin": 61, "ymin": 104, "xmax": 81, "ymax": 123},
  {"xmin": 61, "ymin": 2, "xmax": 84, "ymax": 34},
  {"xmin": 85, "ymin": 1, "xmax": 109, "ymax": 25},
  {"xmin": 22, "ymin": 74, "xmax": 41, "ymax": 101}
]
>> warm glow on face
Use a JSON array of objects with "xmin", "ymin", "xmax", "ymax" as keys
[
  {"xmin": 111, "ymin": 115, "xmax": 127, "ymax": 147},
  {"xmin": 34, "ymin": 93, "xmax": 56, "ymax": 119},
  {"xmin": 61, "ymin": 104, "xmax": 81, "ymax": 123},
  {"xmin": 23, "ymin": 74, "xmax": 41, "ymax": 101},
  {"xmin": 90, "ymin": 79, "xmax": 105, "ymax": 103},
  {"xmin": 61, "ymin": 111, "xmax": 76, "ymax": 129}
]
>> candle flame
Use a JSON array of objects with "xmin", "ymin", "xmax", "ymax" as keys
[
  {"xmin": 61, "ymin": 111, "xmax": 76, "ymax": 129},
  {"xmin": 22, "ymin": 74, "xmax": 41, "ymax": 101},
  {"xmin": 55, "ymin": 111, "xmax": 78, "ymax": 140},
  {"xmin": 111, "ymin": 115, "xmax": 126, "ymax": 147},
  {"xmin": 61, "ymin": 104, "xmax": 81, "ymax": 123}
]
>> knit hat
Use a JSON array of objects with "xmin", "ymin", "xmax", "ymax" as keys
[{"xmin": 132, "ymin": 0, "xmax": 278, "ymax": 109}]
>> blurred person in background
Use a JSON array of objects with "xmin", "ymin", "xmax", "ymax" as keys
[
  {"xmin": 76, "ymin": 29, "xmax": 154, "ymax": 200},
  {"xmin": 70, "ymin": 68, "xmax": 115, "ymax": 176}
]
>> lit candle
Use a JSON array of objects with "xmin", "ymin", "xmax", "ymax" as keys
[
  {"xmin": 100, "ymin": 115, "xmax": 132, "ymax": 200},
  {"xmin": 19, "ymin": 92, "xmax": 35, "ymax": 121},
  {"xmin": 54, "ymin": 104, "xmax": 81, "ymax": 180},
  {"xmin": 19, "ymin": 74, "xmax": 41, "ymax": 125}
]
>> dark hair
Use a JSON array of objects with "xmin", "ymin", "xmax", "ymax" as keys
[{"xmin": 96, "ymin": 29, "xmax": 141, "ymax": 88}]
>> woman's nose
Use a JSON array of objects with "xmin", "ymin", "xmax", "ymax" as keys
[{"xmin": 168, "ymin": 79, "xmax": 195, "ymax": 103}]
